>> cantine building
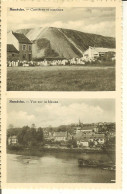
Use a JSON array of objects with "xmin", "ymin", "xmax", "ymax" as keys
[
  {"xmin": 83, "ymin": 46, "xmax": 115, "ymax": 60},
  {"xmin": 7, "ymin": 31, "xmax": 32, "ymax": 61}
]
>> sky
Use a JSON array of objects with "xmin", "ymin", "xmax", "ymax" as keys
[
  {"xmin": 7, "ymin": 7, "xmax": 115, "ymax": 37},
  {"xmin": 7, "ymin": 98, "xmax": 115, "ymax": 128}
]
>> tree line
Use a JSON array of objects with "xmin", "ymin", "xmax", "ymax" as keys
[{"xmin": 7, "ymin": 125, "xmax": 44, "ymax": 147}]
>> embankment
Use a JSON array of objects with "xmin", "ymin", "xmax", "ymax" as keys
[{"xmin": 7, "ymin": 146, "xmax": 115, "ymax": 157}]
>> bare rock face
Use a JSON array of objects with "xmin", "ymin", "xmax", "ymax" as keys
[{"xmin": 16, "ymin": 27, "xmax": 115, "ymax": 60}]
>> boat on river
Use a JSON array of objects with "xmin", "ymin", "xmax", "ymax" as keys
[{"xmin": 78, "ymin": 159, "xmax": 115, "ymax": 170}]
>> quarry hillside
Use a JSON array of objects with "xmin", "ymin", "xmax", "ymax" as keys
[{"xmin": 16, "ymin": 27, "xmax": 116, "ymax": 59}]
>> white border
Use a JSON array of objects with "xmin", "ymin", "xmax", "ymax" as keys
[{"xmin": 1, "ymin": 0, "xmax": 122, "ymax": 190}]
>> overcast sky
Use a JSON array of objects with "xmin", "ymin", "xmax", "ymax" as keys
[
  {"xmin": 7, "ymin": 99, "xmax": 115, "ymax": 128},
  {"xmin": 7, "ymin": 7, "xmax": 115, "ymax": 37}
]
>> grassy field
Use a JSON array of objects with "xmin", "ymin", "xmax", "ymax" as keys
[{"xmin": 7, "ymin": 66, "xmax": 115, "ymax": 91}]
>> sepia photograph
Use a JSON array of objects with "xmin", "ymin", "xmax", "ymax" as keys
[
  {"xmin": 7, "ymin": 7, "xmax": 116, "ymax": 91},
  {"xmin": 7, "ymin": 98, "xmax": 116, "ymax": 183}
]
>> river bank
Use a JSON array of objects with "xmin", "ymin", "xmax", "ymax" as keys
[{"xmin": 7, "ymin": 146, "xmax": 115, "ymax": 157}]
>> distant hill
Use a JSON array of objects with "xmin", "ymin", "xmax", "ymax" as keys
[{"xmin": 16, "ymin": 27, "xmax": 115, "ymax": 59}]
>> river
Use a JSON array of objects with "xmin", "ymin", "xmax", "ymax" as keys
[{"xmin": 7, "ymin": 152, "xmax": 115, "ymax": 183}]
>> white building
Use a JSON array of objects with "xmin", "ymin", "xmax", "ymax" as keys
[
  {"xmin": 53, "ymin": 132, "xmax": 67, "ymax": 142},
  {"xmin": 8, "ymin": 135, "xmax": 18, "ymax": 145},
  {"xmin": 83, "ymin": 46, "xmax": 115, "ymax": 60},
  {"xmin": 77, "ymin": 140, "xmax": 89, "ymax": 147}
]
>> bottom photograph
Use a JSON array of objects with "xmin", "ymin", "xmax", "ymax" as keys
[{"xmin": 6, "ymin": 98, "xmax": 115, "ymax": 183}]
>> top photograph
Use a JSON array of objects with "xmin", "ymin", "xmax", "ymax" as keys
[{"xmin": 7, "ymin": 7, "xmax": 116, "ymax": 91}]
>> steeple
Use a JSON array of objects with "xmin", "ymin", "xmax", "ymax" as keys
[{"xmin": 79, "ymin": 118, "xmax": 81, "ymax": 126}]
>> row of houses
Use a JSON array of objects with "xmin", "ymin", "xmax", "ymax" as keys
[
  {"xmin": 42, "ymin": 121, "xmax": 115, "ymax": 147},
  {"xmin": 8, "ymin": 131, "xmax": 106, "ymax": 148},
  {"xmin": 8, "ymin": 121, "xmax": 115, "ymax": 147},
  {"xmin": 8, "ymin": 131, "xmax": 109, "ymax": 148},
  {"xmin": 75, "ymin": 132, "xmax": 105, "ymax": 147},
  {"xmin": 7, "ymin": 31, "xmax": 116, "ymax": 64}
]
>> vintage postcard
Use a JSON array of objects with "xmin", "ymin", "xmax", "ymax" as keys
[
  {"xmin": 1, "ymin": 0, "xmax": 122, "ymax": 190},
  {"xmin": 5, "ymin": 1, "xmax": 118, "ymax": 92},
  {"xmin": 3, "ymin": 96, "xmax": 121, "ymax": 188},
  {"xmin": 7, "ymin": 98, "xmax": 116, "ymax": 184}
]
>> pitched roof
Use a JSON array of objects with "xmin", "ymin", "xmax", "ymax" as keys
[
  {"xmin": 53, "ymin": 131, "xmax": 67, "ymax": 137},
  {"xmin": 84, "ymin": 134, "xmax": 94, "ymax": 138},
  {"xmin": 75, "ymin": 132, "xmax": 105, "ymax": 141},
  {"xmin": 13, "ymin": 32, "xmax": 32, "ymax": 44},
  {"xmin": 7, "ymin": 44, "xmax": 19, "ymax": 53},
  {"xmin": 84, "ymin": 48, "xmax": 98, "ymax": 55},
  {"xmin": 80, "ymin": 138, "xmax": 90, "ymax": 142},
  {"xmin": 77, "ymin": 126, "xmax": 94, "ymax": 131},
  {"xmin": 75, "ymin": 131, "xmax": 84, "ymax": 140},
  {"xmin": 95, "ymin": 47, "xmax": 115, "ymax": 53},
  {"xmin": 9, "ymin": 135, "xmax": 17, "ymax": 139},
  {"xmin": 84, "ymin": 47, "xmax": 115, "ymax": 54},
  {"xmin": 93, "ymin": 134, "xmax": 105, "ymax": 138}
]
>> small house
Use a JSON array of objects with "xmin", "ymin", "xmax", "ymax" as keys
[
  {"xmin": 8, "ymin": 135, "xmax": 18, "ymax": 145},
  {"xmin": 7, "ymin": 31, "xmax": 32, "ymax": 61},
  {"xmin": 76, "ymin": 134, "xmax": 89, "ymax": 147},
  {"xmin": 7, "ymin": 44, "xmax": 19, "ymax": 61},
  {"xmin": 77, "ymin": 139, "xmax": 89, "ymax": 147},
  {"xmin": 75, "ymin": 132, "xmax": 89, "ymax": 147},
  {"xmin": 53, "ymin": 131, "xmax": 67, "ymax": 142},
  {"xmin": 43, "ymin": 129, "xmax": 54, "ymax": 141},
  {"xmin": 93, "ymin": 134, "xmax": 105, "ymax": 144}
]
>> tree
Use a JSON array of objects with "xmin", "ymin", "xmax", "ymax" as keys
[
  {"xmin": 31, "ymin": 123, "xmax": 36, "ymax": 129},
  {"xmin": 17, "ymin": 126, "xmax": 30, "ymax": 146},
  {"xmin": 36, "ymin": 128, "xmax": 44, "ymax": 143},
  {"xmin": 89, "ymin": 141, "xmax": 94, "ymax": 148},
  {"xmin": 67, "ymin": 139, "xmax": 77, "ymax": 148}
]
